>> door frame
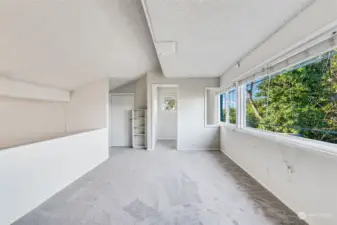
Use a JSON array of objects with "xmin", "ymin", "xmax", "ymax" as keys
[
  {"xmin": 150, "ymin": 84, "xmax": 179, "ymax": 150},
  {"xmin": 109, "ymin": 93, "xmax": 135, "ymax": 147}
]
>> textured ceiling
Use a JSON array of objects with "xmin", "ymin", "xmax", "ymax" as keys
[
  {"xmin": 0, "ymin": 0, "xmax": 159, "ymax": 90},
  {"xmin": 142, "ymin": 0, "xmax": 314, "ymax": 77},
  {"xmin": 220, "ymin": 0, "xmax": 337, "ymax": 86}
]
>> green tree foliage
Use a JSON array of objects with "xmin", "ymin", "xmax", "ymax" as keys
[
  {"xmin": 229, "ymin": 108, "xmax": 236, "ymax": 124},
  {"xmin": 164, "ymin": 99, "xmax": 176, "ymax": 111},
  {"xmin": 246, "ymin": 52, "xmax": 337, "ymax": 143},
  {"xmin": 222, "ymin": 109, "xmax": 226, "ymax": 122}
]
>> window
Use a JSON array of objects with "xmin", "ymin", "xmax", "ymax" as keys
[
  {"xmin": 245, "ymin": 50, "xmax": 337, "ymax": 144},
  {"xmin": 228, "ymin": 88, "xmax": 236, "ymax": 124},
  {"xmin": 220, "ymin": 93, "xmax": 226, "ymax": 122},
  {"xmin": 162, "ymin": 96, "xmax": 176, "ymax": 111}
]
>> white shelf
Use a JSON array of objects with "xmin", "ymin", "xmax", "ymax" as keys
[{"xmin": 132, "ymin": 109, "xmax": 147, "ymax": 149}]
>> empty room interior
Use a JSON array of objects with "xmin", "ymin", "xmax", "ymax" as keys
[{"xmin": 1, "ymin": 0, "xmax": 337, "ymax": 225}]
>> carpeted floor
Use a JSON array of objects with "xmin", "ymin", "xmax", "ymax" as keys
[{"xmin": 13, "ymin": 149, "xmax": 306, "ymax": 225}]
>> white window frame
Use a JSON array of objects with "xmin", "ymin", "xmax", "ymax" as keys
[
  {"xmin": 204, "ymin": 87, "xmax": 221, "ymax": 127},
  {"xmin": 218, "ymin": 84, "xmax": 237, "ymax": 127},
  {"xmin": 162, "ymin": 95, "xmax": 177, "ymax": 112},
  {"xmin": 218, "ymin": 43, "xmax": 337, "ymax": 153}
]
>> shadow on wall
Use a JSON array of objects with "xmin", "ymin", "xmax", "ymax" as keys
[{"xmin": 208, "ymin": 151, "xmax": 307, "ymax": 225}]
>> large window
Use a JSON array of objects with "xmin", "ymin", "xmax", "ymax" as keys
[
  {"xmin": 246, "ymin": 50, "xmax": 337, "ymax": 144},
  {"xmin": 228, "ymin": 88, "xmax": 237, "ymax": 124}
]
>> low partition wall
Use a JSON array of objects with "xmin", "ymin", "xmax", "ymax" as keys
[
  {"xmin": 220, "ymin": 126, "xmax": 337, "ymax": 225},
  {"xmin": 0, "ymin": 128, "xmax": 109, "ymax": 225}
]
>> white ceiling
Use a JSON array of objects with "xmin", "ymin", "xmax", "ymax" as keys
[
  {"xmin": 221, "ymin": 0, "xmax": 337, "ymax": 86},
  {"xmin": 2, "ymin": 0, "xmax": 336, "ymax": 91},
  {"xmin": 142, "ymin": 0, "xmax": 314, "ymax": 77},
  {"xmin": 0, "ymin": 0, "xmax": 159, "ymax": 90}
]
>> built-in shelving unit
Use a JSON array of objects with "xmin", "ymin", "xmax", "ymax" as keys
[{"xmin": 132, "ymin": 109, "xmax": 147, "ymax": 149}]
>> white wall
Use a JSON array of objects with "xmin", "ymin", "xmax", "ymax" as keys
[
  {"xmin": 111, "ymin": 75, "xmax": 147, "ymax": 109},
  {"xmin": 66, "ymin": 79, "xmax": 110, "ymax": 132},
  {"xmin": 206, "ymin": 89, "xmax": 218, "ymax": 126},
  {"xmin": 220, "ymin": 0, "xmax": 337, "ymax": 88},
  {"xmin": 0, "ymin": 96, "xmax": 67, "ymax": 149},
  {"xmin": 0, "ymin": 78, "xmax": 110, "ymax": 149},
  {"xmin": 0, "ymin": 128, "xmax": 109, "ymax": 225},
  {"xmin": 0, "ymin": 76, "xmax": 70, "ymax": 102},
  {"xmin": 147, "ymin": 73, "xmax": 220, "ymax": 150},
  {"xmin": 157, "ymin": 87, "xmax": 177, "ymax": 140},
  {"xmin": 0, "ymin": 78, "xmax": 110, "ymax": 225},
  {"xmin": 220, "ymin": 127, "xmax": 337, "ymax": 225}
]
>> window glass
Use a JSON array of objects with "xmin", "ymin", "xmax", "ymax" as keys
[
  {"xmin": 162, "ymin": 97, "xmax": 176, "ymax": 111},
  {"xmin": 228, "ymin": 89, "xmax": 236, "ymax": 124},
  {"xmin": 246, "ymin": 50, "xmax": 337, "ymax": 144},
  {"xmin": 220, "ymin": 93, "xmax": 226, "ymax": 122}
]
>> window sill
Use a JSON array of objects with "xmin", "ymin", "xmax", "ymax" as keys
[
  {"xmin": 220, "ymin": 122, "xmax": 237, "ymax": 129},
  {"xmin": 222, "ymin": 126, "xmax": 337, "ymax": 157},
  {"xmin": 204, "ymin": 124, "xmax": 220, "ymax": 128}
]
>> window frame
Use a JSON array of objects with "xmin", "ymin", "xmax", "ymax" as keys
[
  {"xmin": 218, "ymin": 85, "xmax": 236, "ymax": 127},
  {"xmin": 228, "ymin": 87, "xmax": 237, "ymax": 125},
  {"xmin": 220, "ymin": 79, "xmax": 337, "ymax": 153},
  {"xmin": 162, "ymin": 95, "xmax": 177, "ymax": 112},
  {"xmin": 204, "ymin": 87, "xmax": 221, "ymax": 127},
  {"xmin": 242, "ymin": 51, "xmax": 337, "ymax": 144},
  {"xmin": 215, "ymin": 49, "xmax": 337, "ymax": 150},
  {"xmin": 220, "ymin": 93, "xmax": 226, "ymax": 123}
]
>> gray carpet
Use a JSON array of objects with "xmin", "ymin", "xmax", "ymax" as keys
[{"xmin": 13, "ymin": 149, "xmax": 306, "ymax": 225}]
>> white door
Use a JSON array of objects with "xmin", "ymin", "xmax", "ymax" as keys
[{"xmin": 110, "ymin": 95, "xmax": 134, "ymax": 147}]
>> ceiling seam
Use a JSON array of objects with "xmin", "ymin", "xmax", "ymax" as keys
[
  {"xmin": 141, "ymin": 0, "xmax": 165, "ymax": 74},
  {"xmin": 220, "ymin": 0, "xmax": 317, "ymax": 78},
  {"xmin": 141, "ymin": 0, "xmax": 180, "ymax": 74},
  {"xmin": 0, "ymin": 74, "xmax": 70, "ymax": 92}
]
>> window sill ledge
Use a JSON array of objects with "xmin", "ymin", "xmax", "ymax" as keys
[
  {"xmin": 222, "ymin": 126, "xmax": 337, "ymax": 157},
  {"xmin": 220, "ymin": 122, "xmax": 237, "ymax": 129}
]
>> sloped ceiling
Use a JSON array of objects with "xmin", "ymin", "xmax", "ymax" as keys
[
  {"xmin": 0, "ymin": 0, "xmax": 160, "ymax": 90},
  {"xmin": 221, "ymin": 0, "xmax": 337, "ymax": 86},
  {"xmin": 142, "ymin": 0, "xmax": 315, "ymax": 77},
  {"xmin": 2, "ymin": 0, "xmax": 336, "ymax": 91}
]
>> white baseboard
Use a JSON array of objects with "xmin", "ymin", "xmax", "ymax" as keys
[
  {"xmin": 178, "ymin": 148, "xmax": 220, "ymax": 151},
  {"xmin": 157, "ymin": 138, "xmax": 176, "ymax": 140}
]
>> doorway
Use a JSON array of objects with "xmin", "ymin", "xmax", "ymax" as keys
[
  {"xmin": 151, "ymin": 85, "xmax": 178, "ymax": 150},
  {"xmin": 109, "ymin": 93, "xmax": 134, "ymax": 147}
]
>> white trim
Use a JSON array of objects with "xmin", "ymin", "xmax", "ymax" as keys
[
  {"xmin": 237, "ymin": 83, "xmax": 245, "ymax": 129},
  {"xmin": 228, "ymin": 87, "xmax": 237, "ymax": 125},
  {"xmin": 178, "ymin": 148, "xmax": 221, "ymax": 151},
  {"xmin": 204, "ymin": 87, "xmax": 220, "ymax": 128},
  {"xmin": 157, "ymin": 138, "xmax": 176, "ymax": 140},
  {"xmin": 109, "ymin": 93, "xmax": 134, "ymax": 96},
  {"xmin": 221, "ymin": 123, "xmax": 237, "ymax": 130},
  {"xmin": 224, "ymin": 126, "xmax": 337, "ymax": 157},
  {"xmin": 234, "ymin": 20, "xmax": 337, "ymax": 84},
  {"xmin": 225, "ymin": 92, "xmax": 229, "ymax": 124}
]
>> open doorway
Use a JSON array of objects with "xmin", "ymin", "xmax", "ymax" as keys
[{"xmin": 152, "ymin": 85, "xmax": 178, "ymax": 150}]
